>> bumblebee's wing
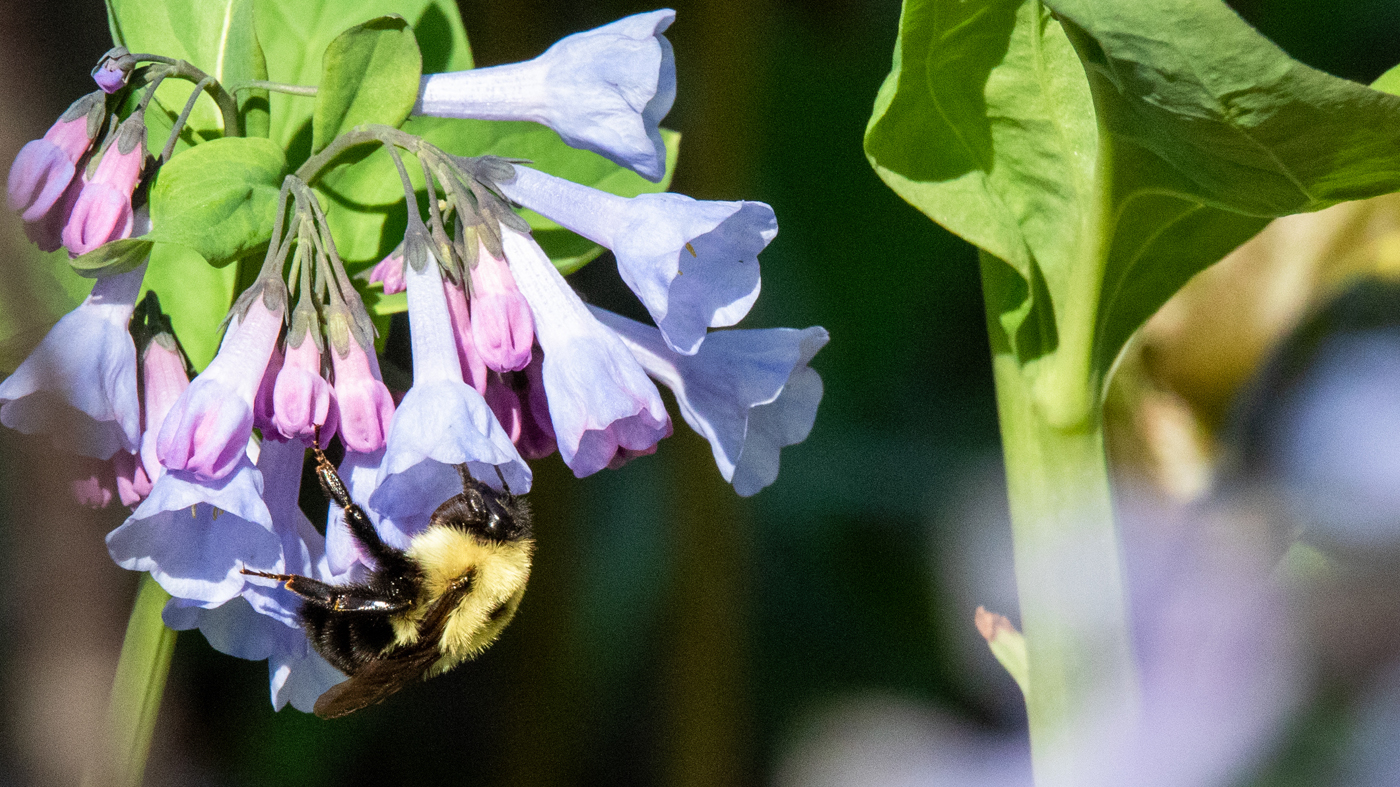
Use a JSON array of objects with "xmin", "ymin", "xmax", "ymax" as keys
[{"xmin": 312, "ymin": 581, "xmax": 472, "ymax": 719}]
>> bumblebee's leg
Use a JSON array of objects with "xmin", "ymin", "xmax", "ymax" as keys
[
  {"xmin": 240, "ymin": 568, "xmax": 412, "ymax": 614},
  {"xmin": 458, "ymin": 462, "xmax": 512, "ymax": 495},
  {"xmin": 311, "ymin": 427, "xmax": 402, "ymax": 566}
]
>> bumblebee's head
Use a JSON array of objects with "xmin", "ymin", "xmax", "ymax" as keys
[{"xmin": 431, "ymin": 480, "xmax": 533, "ymax": 543}]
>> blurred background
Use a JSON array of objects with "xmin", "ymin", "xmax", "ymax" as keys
[{"xmin": 5, "ymin": 0, "xmax": 1400, "ymax": 785}]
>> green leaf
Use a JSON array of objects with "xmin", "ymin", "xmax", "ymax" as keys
[
  {"xmin": 141, "ymin": 243, "xmax": 238, "ymax": 370},
  {"xmin": 312, "ymin": 15, "xmax": 422, "ymax": 153},
  {"xmin": 255, "ymin": 0, "xmax": 472, "ymax": 157},
  {"xmin": 148, "ymin": 137, "xmax": 287, "ymax": 266},
  {"xmin": 866, "ymin": 0, "xmax": 1400, "ymax": 426},
  {"xmin": 68, "ymin": 239, "xmax": 155, "ymax": 278},
  {"xmin": 107, "ymin": 0, "xmax": 267, "ymax": 148},
  {"xmin": 1373, "ymin": 63, "xmax": 1400, "ymax": 98}
]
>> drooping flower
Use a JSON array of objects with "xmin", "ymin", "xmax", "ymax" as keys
[
  {"xmin": 499, "ymin": 164, "xmax": 775, "ymax": 355},
  {"xmin": 470, "ymin": 239, "xmax": 534, "ymax": 372},
  {"xmin": 370, "ymin": 245, "xmax": 531, "ymax": 547},
  {"xmin": 0, "ymin": 262, "xmax": 145, "ymax": 458},
  {"xmin": 106, "ymin": 453, "xmax": 281, "ymax": 605},
  {"xmin": 414, "ymin": 10, "xmax": 676, "ymax": 181},
  {"xmin": 502, "ymin": 226, "xmax": 670, "ymax": 476},
  {"xmin": 272, "ymin": 320, "xmax": 339, "ymax": 446},
  {"xmin": 592, "ymin": 306, "xmax": 827, "ymax": 496},
  {"xmin": 8, "ymin": 92, "xmax": 102, "ymax": 223},
  {"xmin": 367, "ymin": 245, "xmax": 406, "ymax": 295},
  {"xmin": 62, "ymin": 111, "xmax": 147, "ymax": 256},
  {"xmin": 158, "ymin": 284, "xmax": 287, "ymax": 481},
  {"xmin": 328, "ymin": 330, "xmax": 395, "ymax": 455}
]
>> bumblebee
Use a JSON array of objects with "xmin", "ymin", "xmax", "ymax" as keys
[{"xmin": 246, "ymin": 443, "xmax": 533, "ymax": 718}]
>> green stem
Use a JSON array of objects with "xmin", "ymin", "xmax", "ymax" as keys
[
  {"xmin": 227, "ymin": 80, "xmax": 318, "ymax": 97},
  {"xmin": 984, "ymin": 269, "xmax": 1137, "ymax": 787},
  {"xmin": 97, "ymin": 573, "xmax": 177, "ymax": 787}
]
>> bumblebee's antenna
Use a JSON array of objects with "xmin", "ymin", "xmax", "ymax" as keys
[{"xmin": 494, "ymin": 465, "xmax": 512, "ymax": 495}]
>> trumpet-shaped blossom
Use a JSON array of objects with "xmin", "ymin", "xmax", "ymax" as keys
[
  {"xmin": 370, "ymin": 250, "xmax": 531, "ymax": 547},
  {"xmin": 106, "ymin": 453, "xmax": 282, "ymax": 605},
  {"xmin": 470, "ymin": 241, "xmax": 534, "ymax": 372},
  {"xmin": 593, "ymin": 307, "xmax": 827, "ymax": 495},
  {"xmin": 8, "ymin": 94, "xmax": 101, "ymax": 222},
  {"xmin": 158, "ymin": 290, "xmax": 285, "ymax": 481},
  {"xmin": 442, "ymin": 275, "xmax": 488, "ymax": 393},
  {"xmin": 504, "ymin": 227, "xmax": 670, "ymax": 476},
  {"xmin": 414, "ymin": 10, "xmax": 676, "ymax": 181},
  {"xmin": 329, "ymin": 335, "xmax": 395, "ymax": 454},
  {"xmin": 62, "ymin": 113, "xmax": 146, "ymax": 256},
  {"xmin": 272, "ymin": 331, "xmax": 338, "ymax": 445},
  {"xmin": 0, "ymin": 262, "xmax": 145, "ymax": 458},
  {"xmin": 500, "ymin": 165, "xmax": 774, "ymax": 354}
]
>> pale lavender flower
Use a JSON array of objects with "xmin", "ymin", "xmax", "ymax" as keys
[
  {"xmin": 503, "ymin": 226, "xmax": 670, "ymax": 476},
  {"xmin": 500, "ymin": 165, "xmax": 774, "ymax": 354},
  {"xmin": 106, "ymin": 454, "xmax": 281, "ymax": 605},
  {"xmin": 414, "ymin": 10, "xmax": 676, "ymax": 181},
  {"xmin": 158, "ymin": 288, "xmax": 286, "ymax": 480},
  {"xmin": 0, "ymin": 262, "xmax": 145, "ymax": 458},
  {"xmin": 370, "ymin": 249, "xmax": 531, "ymax": 547},
  {"xmin": 592, "ymin": 307, "xmax": 827, "ymax": 495}
]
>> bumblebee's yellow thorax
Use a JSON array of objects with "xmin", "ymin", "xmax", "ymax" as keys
[{"xmin": 391, "ymin": 524, "xmax": 534, "ymax": 671}]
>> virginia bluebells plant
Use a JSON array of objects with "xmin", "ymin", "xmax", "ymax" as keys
[{"xmin": 2, "ymin": 8, "xmax": 826, "ymax": 712}]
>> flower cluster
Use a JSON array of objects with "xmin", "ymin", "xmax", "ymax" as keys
[{"xmin": 1, "ymin": 9, "xmax": 826, "ymax": 711}]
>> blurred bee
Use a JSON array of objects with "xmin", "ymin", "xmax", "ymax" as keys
[{"xmin": 246, "ymin": 439, "xmax": 533, "ymax": 718}]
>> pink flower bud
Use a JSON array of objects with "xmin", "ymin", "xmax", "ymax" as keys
[
  {"xmin": 113, "ymin": 449, "xmax": 152, "ymax": 506},
  {"xmin": 139, "ymin": 335, "xmax": 191, "ymax": 483},
  {"xmin": 273, "ymin": 333, "xmax": 338, "ymax": 445},
  {"xmin": 470, "ymin": 242, "xmax": 534, "ymax": 372},
  {"xmin": 8, "ymin": 115, "xmax": 92, "ymax": 222},
  {"xmin": 368, "ymin": 248, "xmax": 406, "ymax": 294},
  {"xmin": 330, "ymin": 338, "xmax": 395, "ymax": 454},
  {"xmin": 442, "ymin": 275, "xmax": 488, "ymax": 393},
  {"xmin": 24, "ymin": 172, "xmax": 85, "ymax": 252},
  {"xmin": 63, "ymin": 115, "xmax": 146, "ymax": 256}
]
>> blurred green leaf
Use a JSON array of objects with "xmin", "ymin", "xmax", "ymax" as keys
[
  {"xmin": 866, "ymin": 0, "xmax": 1400, "ymax": 425},
  {"xmin": 68, "ymin": 238, "xmax": 155, "ymax": 278},
  {"xmin": 148, "ymin": 137, "xmax": 287, "ymax": 266},
  {"xmin": 312, "ymin": 16, "xmax": 422, "ymax": 153}
]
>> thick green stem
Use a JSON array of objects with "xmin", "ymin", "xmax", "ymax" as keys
[
  {"xmin": 93, "ymin": 573, "xmax": 177, "ymax": 787},
  {"xmin": 989, "ymin": 342, "xmax": 1137, "ymax": 786}
]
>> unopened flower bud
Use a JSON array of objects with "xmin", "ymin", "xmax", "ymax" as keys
[
  {"xmin": 92, "ymin": 47, "xmax": 136, "ymax": 93},
  {"xmin": 63, "ymin": 112, "xmax": 147, "ymax": 256}
]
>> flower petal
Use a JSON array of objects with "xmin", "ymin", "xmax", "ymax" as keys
[{"xmin": 106, "ymin": 455, "xmax": 280, "ymax": 605}]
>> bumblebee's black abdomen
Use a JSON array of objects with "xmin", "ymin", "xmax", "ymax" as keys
[{"xmin": 300, "ymin": 604, "xmax": 399, "ymax": 676}]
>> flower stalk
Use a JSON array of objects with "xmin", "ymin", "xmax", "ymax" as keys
[
  {"xmin": 92, "ymin": 573, "xmax": 176, "ymax": 787},
  {"xmin": 983, "ymin": 256, "xmax": 1137, "ymax": 787}
]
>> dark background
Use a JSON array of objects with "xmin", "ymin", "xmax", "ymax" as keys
[{"xmin": 2, "ymin": 1, "xmax": 1399, "ymax": 785}]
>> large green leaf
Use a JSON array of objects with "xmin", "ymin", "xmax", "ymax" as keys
[
  {"xmin": 311, "ymin": 15, "xmax": 422, "ymax": 153},
  {"xmin": 254, "ymin": 0, "xmax": 472, "ymax": 156},
  {"xmin": 866, "ymin": 0, "xmax": 1400, "ymax": 427},
  {"xmin": 107, "ymin": 0, "xmax": 267, "ymax": 149},
  {"xmin": 148, "ymin": 137, "xmax": 287, "ymax": 266}
]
